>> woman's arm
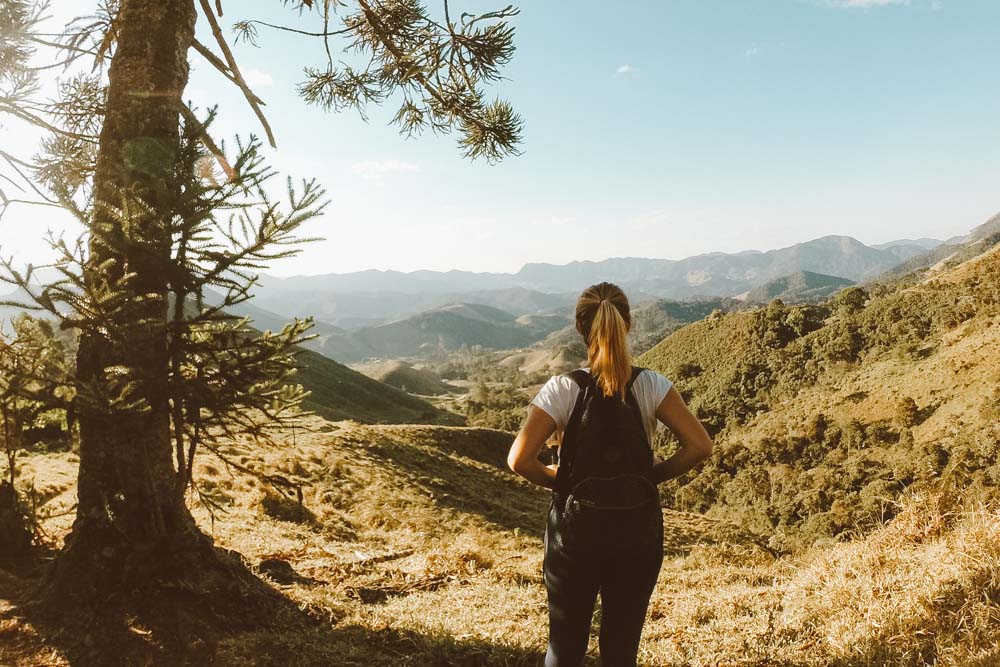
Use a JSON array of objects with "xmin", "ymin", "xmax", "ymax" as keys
[
  {"xmin": 651, "ymin": 386, "xmax": 714, "ymax": 484},
  {"xmin": 507, "ymin": 405, "xmax": 559, "ymax": 489}
]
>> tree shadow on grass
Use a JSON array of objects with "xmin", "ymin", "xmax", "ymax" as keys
[
  {"xmin": 0, "ymin": 547, "xmax": 546, "ymax": 667},
  {"xmin": 356, "ymin": 426, "xmax": 772, "ymax": 559},
  {"xmin": 356, "ymin": 427, "xmax": 551, "ymax": 540},
  {"xmin": 361, "ymin": 431, "xmax": 551, "ymax": 538}
]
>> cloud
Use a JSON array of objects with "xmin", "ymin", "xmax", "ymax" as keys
[
  {"xmin": 744, "ymin": 41, "xmax": 784, "ymax": 58},
  {"xmin": 616, "ymin": 64, "xmax": 638, "ymax": 75},
  {"xmin": 547, "ymin": 216, "xmax": 576, "ymax": 226},
  {"xmin": 824, "ymin": 0, "xmax": 909, "ymax": 6},
  {"xmin": 351, "ymin": 159, "xmax": 420, "ymax": 179},
  {"xmin": 243, "ymin": 68, "xmax": 274, "ymax": 87}
]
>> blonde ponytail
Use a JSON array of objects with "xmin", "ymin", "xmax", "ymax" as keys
[{"xmin": 575, "ymin": 282, "xmax": 633, "ymax": 399}]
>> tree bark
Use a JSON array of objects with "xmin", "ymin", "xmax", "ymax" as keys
[{"xmin": 50, "ymin": 0, "xmax": 202, "ymax": 598}]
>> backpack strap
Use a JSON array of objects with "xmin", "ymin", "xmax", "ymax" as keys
[
  {"xmin": 553, "ymin": 369, "xmax": 590, "ymax": 498},
  {"xmin": 565, "ymin": 368, "xmax": 591, "ymax": 390},
  {"xmin": 564, "ymin": 366, "xmax": 645, "ymax": 396},
  {"xmin": 626, "ymin": 366, "xmax": 645, "ymax": 395}
]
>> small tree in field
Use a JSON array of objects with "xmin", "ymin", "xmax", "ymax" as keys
[
  {"xmin": 0, "ymin": 314, "xmax": 73, "ymax": 556},
  {"xmin": 0, "ymin": 314, "xmax": 74, "ymax": 481}
]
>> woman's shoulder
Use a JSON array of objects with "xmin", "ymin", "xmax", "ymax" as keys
[
  {"xmin": 635, "ymin": 367, "xmax": 673, "ymax": 393},
  {"xmin": 536, "ymin": 372, "xmax": 582, "ymax": 396}
]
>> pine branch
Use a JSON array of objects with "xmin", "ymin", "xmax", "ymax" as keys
[
  {"xmin": 197, "ymin": 0, "xmax": 276, "ymax": 148},
  {"xmin": 190, "ymin": 40, "xmax": 267, "ymax": 106}
]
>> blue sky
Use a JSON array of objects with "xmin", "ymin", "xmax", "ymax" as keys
[{"xmin": 2, "ymin": 0, "xmax": 999, "ymax": 275}]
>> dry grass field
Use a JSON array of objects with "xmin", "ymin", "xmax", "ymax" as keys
[{"xmin": 2, "ymin": 417, "xmax": 996, "ymax": 666}]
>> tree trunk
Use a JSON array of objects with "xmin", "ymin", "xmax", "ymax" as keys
[{"xmin": 48, "ymin": 0, "xmax": 202, "ymax": 598}]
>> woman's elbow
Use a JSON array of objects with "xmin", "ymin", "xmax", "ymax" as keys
[
  {"xmin": 684, "ymin": 432, "xmax": 713, "ymax": 462},
  {"xmin": 507, "ymin": 444, "xmax": 525, "ymax": 475}
]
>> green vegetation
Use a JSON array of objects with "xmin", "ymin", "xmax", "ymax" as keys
[
  {"xmin": 640, "ymin": 246, "xmax": 1000, "ymax": 549},
  {"xmin": 0, "ymin": 314, "xmax": 74, "ymax": 556},
  {"xmin": 0, "ymin": 315, "xmax": 75, "ymax": 463},
  {"xmin": 310, "ymin": 303, "xmax": 566, "ymax": 363},
  {"xmin": 742, "ymin": 270, "xmax": 854, "ymax": 305},
  {"xmin": 419, "ymin": 350, "xmax": 548, "ymax": 431},
  {"xmin": 629, "ymin": 298, "xmax": 734, "ymax": 355}
]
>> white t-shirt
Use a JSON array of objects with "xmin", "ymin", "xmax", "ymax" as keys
[{"xmin": 529, "ymin": 367, "xmax": 673, "ymax": 443}]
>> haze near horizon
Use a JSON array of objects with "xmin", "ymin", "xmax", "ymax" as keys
[{"xmin": 2, "ymin": 0, "xmax": 998, "ymax": 276}]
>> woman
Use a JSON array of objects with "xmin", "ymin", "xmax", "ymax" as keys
[{"xmin": 507, "ymin": 281, "xmax": 714, "ymax": 667}]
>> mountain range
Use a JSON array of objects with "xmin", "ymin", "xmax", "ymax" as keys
[
  {"xmin": 250, "ymin": 234, "xmax": 941, "ymax": 332},
  {"xmin": 8, "ymin": 223, "xmax": 999, "ymax": 369}
]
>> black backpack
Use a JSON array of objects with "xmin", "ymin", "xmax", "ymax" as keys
[{"xmin": 550, "ymin": 366, "xmax": 662, "ymax": 552}]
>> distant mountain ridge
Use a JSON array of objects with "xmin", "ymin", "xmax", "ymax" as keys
[
  {"xmin": 253, "ymin": 234, "xmax": 939, "ymax": 330},
  {"xmin": 877, "ymin": 214, "xmax": 1000, "ymax": 281},
  {"xmin": 870, "ymin": 237, "xmax": 942, "ymax": 251}
]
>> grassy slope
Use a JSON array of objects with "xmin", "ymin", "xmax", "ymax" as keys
[
  {"xmin": 5, "ymin": 418, "xmax": 996, "ymax": 666},
  {"xmin": 354, "ymin": 360, "xmax": 453, "ymax": 397},
  {"xmin": 642, "ymin": 245, "xmax": 1000, "ymax": 436},
  {"xmin": 294, "ymin": 347, "xmax": 463, "ymax": 425}
]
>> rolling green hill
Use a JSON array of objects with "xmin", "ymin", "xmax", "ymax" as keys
[
  {"xmin": 174, "ymin": 294, "xmax": 455, "ymax": 425},
  {"xmin": 638, "ymin": 240, "xmax": 1000, "ymax": 550},
  {"xmin": 293, "ymin": 347, "xmax": 463, "ymax": 425},
  {"xmin": 355, "ymin": 360, "xmax": 455, "ymax": 396},
  {"xmin": 741, "ymin": 271, "xmax": 854, "ymax": 305},
  {"xmin": 308, "ymin": 303, "xmax": 565, "ymax": 363},
  {"xmin": 629, "ymin": 297, "xmax": 733, "ymax": 354},
  {"xmin": 498, "ymin": 344, "xmax": 585, "ymax": 374}
]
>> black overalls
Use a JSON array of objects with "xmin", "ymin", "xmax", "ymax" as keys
[{"xmin": 543, "ymin": 367, "xmax": 664, "ymax": 667}]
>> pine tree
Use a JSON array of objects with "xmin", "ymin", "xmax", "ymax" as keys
[{"xmin": 0, "ymin": 0, "xmax": 522, "ymax": 636}]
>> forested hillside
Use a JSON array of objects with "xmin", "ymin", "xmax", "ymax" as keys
[
  {"xmin": 741, "ymin": 270, "xmax": 854, "ymax": 304},
  {"xmin": 640, "ymin": 242, "xmax": 1000, "ymax": 550}
]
